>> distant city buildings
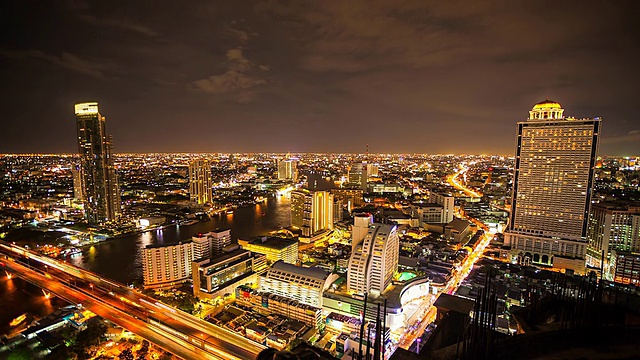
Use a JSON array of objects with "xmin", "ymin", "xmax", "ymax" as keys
[
  {"xmin": 191, "ymin": 228, "xmax": 232, "ymax": 260},
  {"xmin": 291, "ymin": 189, "xmax": 334, "ymax": 237},
  {"xmin": 410, "ymin": 192, "xmax": 455, "ymax": 226},
  {"xmin": 75, "ymin": 102, "xmax": 120, "ymax": 224},
  {"xmin": 347, "ymin": 223, "xmax": 399, "ymax": 296},
  {"xmin": 504, "ymin": 100, "xmax": 601, "ymax": 274},
  {"xmin": 189, "ymin": 159, "xmax": 212, "ymax": 204},
  {"xmin": 331, "ymin": 188, "xmax": 364, "ymax": 212},
  {"xmin": 277, "ymin": 158, "xmax": 298, "ymax": 181}
]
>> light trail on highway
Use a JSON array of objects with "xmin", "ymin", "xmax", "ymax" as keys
[{"xmin": 0, "ymin": 242, "xmax": 266, "ymax": 360}]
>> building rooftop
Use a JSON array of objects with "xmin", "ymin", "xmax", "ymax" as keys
[
  {"xmin": 446, "ymin": 218, "xmax": 470, "ymax": 232},
  {"xmin": 242, "ymin": 236, "xmax": 297, "ymax": 250},
  {"xmin": 145, "ymin": 240, "xmax": 192, "ymax": 249},
  {"xmin": 270, "ymin": 260, "xmax": 331, "ymax": 281}
]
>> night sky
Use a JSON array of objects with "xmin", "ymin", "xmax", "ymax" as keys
[{"xmin": 1, "ymin": 1, "xmax": 639, "ymax": 155}]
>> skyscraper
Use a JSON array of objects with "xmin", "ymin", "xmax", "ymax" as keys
[
  {"xmin": 75, "ymin": 102, "xmax": 120, "ymax": 224},
  {"xmin": 291, "ymin": 189, "xmax": 334, "ymax": 237},
  {"xmin": 504, "ymin": 100, "xmax": 601, "ymax": 273},
  {"xmin": 347, "ymin": 223, "xmax": 399, "ymax": 296},
  {"xmin": 189, "ymin": 159, "xmax": 212, "ymax": 204},
  {"xmin": 71, "ymin": 165, "xmax": 84, "ymax": 202},
  {"xmin": 277, "ymin": 158, "xmax": 298, "ymax": 181},
  {"xmin": 348, "ymin": 162, "xmax": 368, "ymax": 191}
]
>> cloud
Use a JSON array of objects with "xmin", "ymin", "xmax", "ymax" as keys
[
  {"xmin": 76, "ymin": 14, "xmax": 158, "ymax": 36},
  {"xmin": 67, "ymin": 0, "xmax": 157, "ymax": 36},
  {"xmin": 193, "ymin": 48, "xmax": 268, "ymax": 95},
  {"xmin": 0, "ymin": 49, "xmax": 108, "ymax": 78},
  {"xmin": 602, "ymin": 129, "xmax": 640, "ymax": 145}
]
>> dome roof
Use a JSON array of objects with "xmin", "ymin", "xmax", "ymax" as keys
[{"xmin": 532, "ymin": 99, "xmax": 562, "ymax": 110}]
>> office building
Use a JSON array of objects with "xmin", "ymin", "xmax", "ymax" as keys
[
  {"xmin": 430, "ymin": 192, "xmax": 455, "ymax": 223},
  {"xmin": 347, "ymin": 223, "xmax": 399, "ymax": 296},
  {"xmin": 613, "ymin": 252, "xmax": 640, "ymax": 285},
  {"xmin": 236, "ymin": 286, "xmax": 323, "ymax": 329},
  {"xmin": 238, "ymin": 236, "xmax": 298, "ymax": 265},
  {"xmin": 71, "ymin": 165, "xmax": 84, "ymax": 201},
  {"xmin": 192, "ymin": 249, "xmax": 267, "ymax": 300},
  {"xmin": 367, "ymin": 163, "xmax": 379, "ymax": 177},
  {"xmin": 189, "ymin": 159, "xmax": 212, "ymax": 204},
  {"xmin": 209, "ymin": 228, "xmax": 232, "ymax": 256},
  {"xmin": 75, "ymin": 102, "xmax": 120, "ymax": 224},
  {"xmin": 259, "ymin": 260, "xmax": 338, "ymax": 307},
  {"xmin": 348, "ymin": 162, "xmax": 367, "ymax": 191},
  {"xmin": 142, "ymin": 241, "xmax": 194, "ymax": 288},
  {"xmin": 277, "ymin": 158, "xmax": 298, "ymax": 181},
  {"xmin": 331, "ymin": 188, "xmax": 364, "ymax": 211},
  {"xmin": 586, "ymin": 202, "xmax": 640, "ymax": 276},
  {"xmin": 290, "ymin": 189, "xmax": 334, "ymax": 237},
  {"xmin": 504, "ymin": 100, "xmax": 601, "ymax": 274}
]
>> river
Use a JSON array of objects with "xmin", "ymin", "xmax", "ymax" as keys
[
  {"xmin": 67, "ymin": 195, "xmax": 292, "ymax": 285},
  {"xmin": 0, "ymin": 275, "xmax": 68, "ymax": 337}
]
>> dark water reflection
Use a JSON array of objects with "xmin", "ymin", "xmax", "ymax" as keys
[{"xmin": 0, "ymin": 276, "xmax": 67, "ymax": 336}]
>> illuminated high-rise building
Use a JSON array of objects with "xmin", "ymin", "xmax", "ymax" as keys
[
  {"xmin": 277, "ymin": 158, "xmax": 298, "ymax": 181},
  {"xmin": 75, "ymin": 102, "xmax": 120, "ymax": 224},
  {"xmin": 348, "ymin": 162, "xmax": 367, "ymax": 191},
  {"xmin": 586, "ymin": 202, "xmax": 640, "ymax": 278},
  {"xmin": 347, "ymin": 223, "xmax": 399, "ymax": 296},
  {"xmin": 504, "ymin": 100, "xmax": 601, "ymax": 273},
  {"xmin": 71, "ymin": 165, "xmax": 84, "ymax": 201},
  {"xmin": 291, "ymin": 189, "xmax": 334, "ymax": 237},
  {"xmin": 189, "ymin": 159, "xmax": 212, "ymax": 204}
]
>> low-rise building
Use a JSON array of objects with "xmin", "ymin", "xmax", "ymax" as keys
[
  {"xmin": 238, "ymin": 236, "xmax": 298, "ymax": 265},
  {"xmin": 259, "ymin": 260, "xmax": 338, "ymax": 307}
]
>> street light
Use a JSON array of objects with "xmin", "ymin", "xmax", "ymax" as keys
[{"xmin": 90, "ymin": 283, "xmax": 94, "ymax": 294}]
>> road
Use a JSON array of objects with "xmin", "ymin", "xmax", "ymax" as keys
[
  {"xmin": 447, "ymin": 166, "xmax": 482, "ymax": 198},
  {"xmin": 0, "ymin": 242, "xmax": 266, "ymax": 360}
]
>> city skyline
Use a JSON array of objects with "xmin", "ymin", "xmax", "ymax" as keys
[{"xmin": 1, "ymin": 2, "xmax": 640, "ymax": 155}]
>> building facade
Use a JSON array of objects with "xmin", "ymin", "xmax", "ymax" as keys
[
  {"xmin": 429, "ymin": 192, "xmax": 455, "ymax": 223},
  {"xmin": 348, "ymin": 162, "xmax": 368, "ymax": 191},
  {"xmin": 259, "ymin": 260, "xmax": 338, "ymax": 307},
  {"xmin": 192, "ymin": 249, "xmax": 267, "ymax": 300},
  {"xmin": 504, "ymin": 100, "xmax": 601, "ymax": 274},
  {"xmin": 290, "ymin": 189, "xmax": 334, "ymax": 237},
  {"xmin": 75, "ymin": 102, "xmax": 120, "ymax": 224},
  {"xmin": 188, "ymin": 159, "xmax": 212, "ymax": 204},
  {"xmin": 277, "ymin": 158, "xmax": 298, "ymax": 181},
  {"xmin": 238, "ymin": 236, "xmax": 298, "ymax": 265},
  {"xmin": 586, "ymin": 202, "xmax": 640, "ymax": 278},
  {"xmin": 347, "ymin": 223, "xmax": 399, "ymax": 296},
  {"xmin": 142, "ymin": 241, "xmax": 194, "ymax": 288}
]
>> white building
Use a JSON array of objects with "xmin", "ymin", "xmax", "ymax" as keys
[
  {"xmin": 347, "ymin": 223, "xmax": 399, "ymax": 296},
  {"xmin": 259, "ymin": 260, "xmax": 338, "ymax": 307},
  {"xmin": 142, "ymin": 242, "xmax": 194, "ymax": 288},
  {"xmin": 504, "ymin": 100, "xmax": 601, "ymax": 274},
  {"xmin": 429, "ymin": 192, "xmax": 455, "ymax": 223}
]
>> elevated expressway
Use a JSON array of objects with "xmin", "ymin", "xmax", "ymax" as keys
[{"xmin": 0, "ymin": 242, "xmax": 266, "ymax": 360}]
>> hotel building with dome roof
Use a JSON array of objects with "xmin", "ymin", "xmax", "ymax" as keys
[{"xmin": 504, "ymin": 100, "xmax": 601, "ymax": 274}]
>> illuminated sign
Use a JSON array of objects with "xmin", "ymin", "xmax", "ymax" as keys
[{"xmin": 74, "ymin": 102, "xmax": 99, "ymax": 115}]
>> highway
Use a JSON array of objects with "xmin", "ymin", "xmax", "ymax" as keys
[
  {"xmin": 395, "ymin": 166, "xmax": 493, "ymax": 353},
  {"xmin": 0, "ymin": 242, "xmax": 266, "ymax": 360}
]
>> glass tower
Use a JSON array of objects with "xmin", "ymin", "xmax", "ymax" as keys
[{"xmin": 75, "ymin": 102, "xmax": 120, "ymax": 224}]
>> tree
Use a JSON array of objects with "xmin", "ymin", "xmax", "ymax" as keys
[{"xmin": 118, "ymin": 349, "xmax": 134, "ymax": 360}]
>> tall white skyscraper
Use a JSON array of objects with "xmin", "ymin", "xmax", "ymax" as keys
[
  {"xmin": 189, "ymin": 159, "xmax": 212, "ymax": 204},
  {"xmin": 347, "ymin": 223, "xmax": 399, "ymax": 296},
  {"xmin": 504, "ymin": 100, "xmax": 601, "ymax": 273}
]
